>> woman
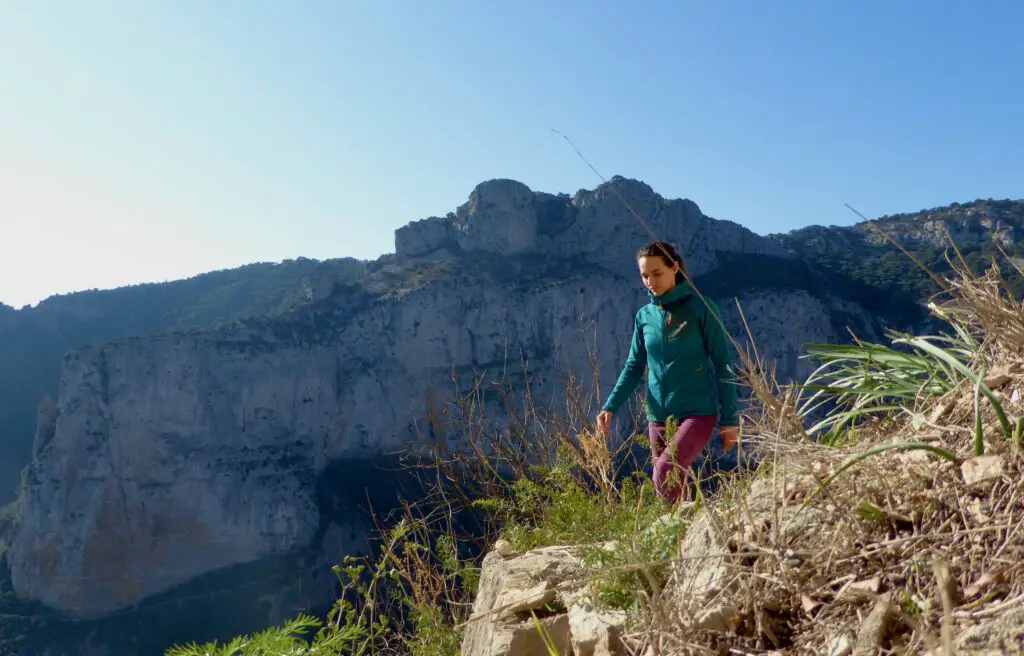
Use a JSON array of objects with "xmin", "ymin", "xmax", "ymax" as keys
[{"xmin": 597, "ymin": 241, "xmax": 739, "ymax": 504}]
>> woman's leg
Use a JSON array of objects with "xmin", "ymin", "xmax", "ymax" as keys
[{"xmin": 651, "ymin": 416, "xmax": 718, "ymax": 504}]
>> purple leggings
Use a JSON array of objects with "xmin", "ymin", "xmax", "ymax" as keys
[{"xmin": 648, "ymin": 416, "xmax": 718, "ymax": 504}]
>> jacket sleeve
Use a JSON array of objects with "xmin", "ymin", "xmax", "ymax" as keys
[
  {"xmin": 700, "ymin": 297, "xmax": 740, "ymax": 427},
  {"xmin": 601, "ymin": 311, "xmax": 647, "ymax": 415}
]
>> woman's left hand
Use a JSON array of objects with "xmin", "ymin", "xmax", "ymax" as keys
[{"xmin": 720, "ymin": 426, "xmax": 739, "ymax": 451}]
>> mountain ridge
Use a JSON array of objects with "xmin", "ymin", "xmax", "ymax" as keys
[{"xmin": 5, "ymin": 186, "xmax": 1020, "ymax": 311}]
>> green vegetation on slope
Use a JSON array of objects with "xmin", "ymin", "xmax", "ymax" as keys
[
  {"xmin": 795, "ymin": 242, "xmax": 1024, "ymax": 302},
  {"xmin": 778, "ymin": 198, "xmax": 1024, "ymax": 302},
  {"xmin": 694, "ymin": 251, "xmax": 931, "ymax": 332}
]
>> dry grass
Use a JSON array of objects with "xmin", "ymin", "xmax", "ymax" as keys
[
  {"xmin": 644, "ymin": 250, "xmax": 1024, "ymax": 655},
  {"xmin": 934, "ymin": 244, "xmax": 1024, "ymax": 355},
  {"xmin": 405, "ymin": 334, "xmax": 642, "ymax": 528}
]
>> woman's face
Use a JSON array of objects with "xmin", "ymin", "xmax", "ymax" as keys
[{"xmin": 638, "ymin": 255, "xmax": 678, "ymax": 296}]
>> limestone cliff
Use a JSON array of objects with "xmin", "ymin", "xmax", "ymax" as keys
[
  {"xmin": 8, "ymin": 176, "xmax": 912, "ymax": 626},
  {"xmin": 394, "ymin": 176, "xmax": 790, "ymax": 282},
  {"xmin": 0, "ymin": 256, "xmax": 367, "ymax": 505}
]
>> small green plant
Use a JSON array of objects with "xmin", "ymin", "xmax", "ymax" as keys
[
  {"xmin": 899, "ymin": 591, "xmax": 922, "ymax": 620},
  {"xmin": 405, "ymin": 605, "xmax": 462, "ymax": 656},
  {"xmin": 904, "ymin": 334, "xmax": 1012, "ymax": 446},
  {"xmin": 489, "ymin": 455, "xmax": 667, "ymax": 554},
  {"xmin": 529, "ymin": 610, "xmax": 563, "ymax": 655},
  {"xmin": 164, "ymin": 614, "xmax": 331, "ymax": 656},
  {"xmin": 854, "ymin": 500, "xmax": 887, "ymax": 524}
]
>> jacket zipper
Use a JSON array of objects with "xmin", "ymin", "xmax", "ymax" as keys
[{"xmin": 658, "ymin": 304, "xmax": 667, "ymax": 421}]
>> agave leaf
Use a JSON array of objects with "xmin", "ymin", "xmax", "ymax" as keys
[
  {"xmin": 899, "ymin": 336, "xmax": 1011, "ymax": 441},
  {"xmin": 797, "ymin": 327, "xmax": 984, "ymax": 444}
]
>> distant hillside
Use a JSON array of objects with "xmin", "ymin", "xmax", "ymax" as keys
[
  {"xmin": 694, "ymin": 251, "xmax": 929, "ymax": 334},
  {"xmin": 773, "ymin": 198, "xmax": 1024, "ymax": 301},
  {"xmin": 0, "ymin": 256, "xmax": 366, "ymax": 502}
]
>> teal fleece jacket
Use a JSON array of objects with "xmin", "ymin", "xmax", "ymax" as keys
[{"xmin": 601, "ymin": 281, "xmax": 739, "ymax": 426}]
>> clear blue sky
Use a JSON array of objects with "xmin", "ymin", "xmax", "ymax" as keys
[{"xmin": 1, "ymin": 1, "xmax": 1022, "ymax": 308}]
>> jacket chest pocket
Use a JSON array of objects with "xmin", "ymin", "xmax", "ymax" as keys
[{"xmin": 664, "ymin": 309, "xmax": 693, "ymax": 342}]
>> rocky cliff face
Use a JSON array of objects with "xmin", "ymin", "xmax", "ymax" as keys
[
  {"xmin": 857, "ymin": 198, "xmax": 1024, "ymax": 249},
  {"xmin": 770, "ymin": 199, "xmax": 1024, "ymax": 304},
  {"xmin": 7, "ymin": 176, "xmax": 918, "ymax": 627},
  {"xmin": 774, "ymin": 198, "xmax": 1024, "ymax": 254},
  {"xmin": 395, "ymin": 177, "xmax": 791, "ymax": 282},
  {"xmin": 10, "ymin": 254, "xmax": 646, "ymax": 619},
  {"xmin": 0, "ymin": 256, "xmax": 367, "ymax": 506}
]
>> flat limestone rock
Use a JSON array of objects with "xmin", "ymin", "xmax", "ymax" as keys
[{"xmin": 461, "ymin": 544, "xmax": 628, "ymax": 656}]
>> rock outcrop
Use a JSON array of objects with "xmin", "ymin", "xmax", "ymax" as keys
[
  {"xmin": 396, "ymin": 176, "xmax": 792, "ymax": 281},
  {"xmin": 856, "ymin": 199, "xmax": 1024, "ymax": 250},
  {"xmin": 8, "ymin": 176, "xmax": 911, "ymax": 621},
  {"xmin": 463, "ymin": 446, "xmax": 1024, "ymax": 655},
  {"xmin": 774, "ymin": 198, "xmax": 1024, "ymax": 254},
  {"xmin": 461, "ymin": 543, "xmax": 627, "ymax": 656}
]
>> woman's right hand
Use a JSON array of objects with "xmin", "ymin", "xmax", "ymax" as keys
[{"xmin": 596, "ymin": 410, "xmax": 613, "ymax": 436}]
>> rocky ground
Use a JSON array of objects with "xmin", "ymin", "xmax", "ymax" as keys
[{"xmin": 461, "ymin": 421, "xmax": 1024, "ymax": 654}]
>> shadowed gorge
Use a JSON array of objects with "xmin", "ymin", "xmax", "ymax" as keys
[{"xmin": 0, "ymin": 455, "xmax": 428, "ymax": 656}]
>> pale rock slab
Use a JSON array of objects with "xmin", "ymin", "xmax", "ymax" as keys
[{"xmin": 461, "ymin": 544, "xmax": 627, "ymax": 656}]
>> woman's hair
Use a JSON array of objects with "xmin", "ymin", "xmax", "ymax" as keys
[{"xmin": 636, "ymin": 240, "xmax": 687, "ymax": 283}]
